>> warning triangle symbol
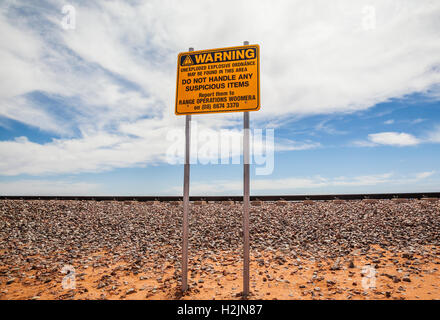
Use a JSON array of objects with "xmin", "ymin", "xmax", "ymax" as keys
[{"xmin": 182, "ymin": 55, "xmax": 194, "ymax": 66}]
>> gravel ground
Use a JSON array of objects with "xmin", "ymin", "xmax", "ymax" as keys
[
  {"xmin": 1, "ymin": 199, "xmax": 439, "ymax": 268},
  {"xmin": 1, "ymin": 199, "xmax": 440, "ymax": 299}
]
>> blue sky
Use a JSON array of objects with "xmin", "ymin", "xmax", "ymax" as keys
[{"xmin": 0, "ymin": 0, "xmax": 439, "ymax": 195}]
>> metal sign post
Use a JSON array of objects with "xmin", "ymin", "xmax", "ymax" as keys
[
  {"xmin": 181, "ymin": 47, "xmax": 194, "ymax": 293},
  {"xmin": 242, "ymin": 41, "xmax": 250, "ymax": 298},
  {"xmin": 176, "ymin": 42, "xmax": 259, "ymax": 296}
]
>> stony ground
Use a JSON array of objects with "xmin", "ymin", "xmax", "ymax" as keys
[{"xmin": 0, "ymin": 199, "xmax": 439, "ymax": 300}]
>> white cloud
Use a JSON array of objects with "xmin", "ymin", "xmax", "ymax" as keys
[
  {"xmin": 415, "ymin": 171, "xmax": 435, "ymax": 179},
  {"xmin": 1, "ymin": 96, "xmax": 72, "ymax": 135},
  {"xmin": 427, "ymin": 126, "xmax": 440, "ymax": 143},
  {"xmin": 4, "ymin": 0, "xmax": 440, "ymax": 122},
  {"xmin": 368, "ymin": 132, "xmax": 421, "ymax": 146},
  {"xmin": 352, "ymin": 140, "xmax": 377, "ymax": 147},
  {"xmin": 0, "ymin": 132, "xmax": 171, "ymax": 176},
  {"xmin": 0, "ymin": 171, "xmax": 435, "ymax": 196},
  {"xmin": 411, "ymin": 118, "xmax": 425, "ymax": 124},
  {"xmin": 384, "ymin": 118, "xmax": 425, "ymax": 126},
  {"xmin": 0, "ymin": 8, "xmax": 52, "ymax": 99},
  {"xmin": 354, "ymin": 126, "xmax": 440, "ymax": 147},
  {"xmin": 315, "ymin": 119, "xmax": 348, "ymax": 135},
  {"xmin": 0, "ymin": 124, "xmax": 312, "ymax": 175},
  {"xmin": 354, "ymin": 131, "xmax": 422, "ymax": 147},
  {"xmin": 173, "ymin": 171, "xmax": 437, "ymax": 195},
  {"xmin": 0, "ymin": 179, "xmax": 101, "ymax": 196},
  {"xmin": 0, "ymin": 1, "xmax": 440, "ymax": 176}
]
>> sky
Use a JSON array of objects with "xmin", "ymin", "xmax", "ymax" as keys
[{"xmin": 0, "ymin": 0, "xmax": 439, "ymax": 196}]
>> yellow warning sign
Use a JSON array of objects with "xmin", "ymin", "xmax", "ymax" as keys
[{"xmin": 175, "ymin": 44, "xmax": 260, "ymax": 115}]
